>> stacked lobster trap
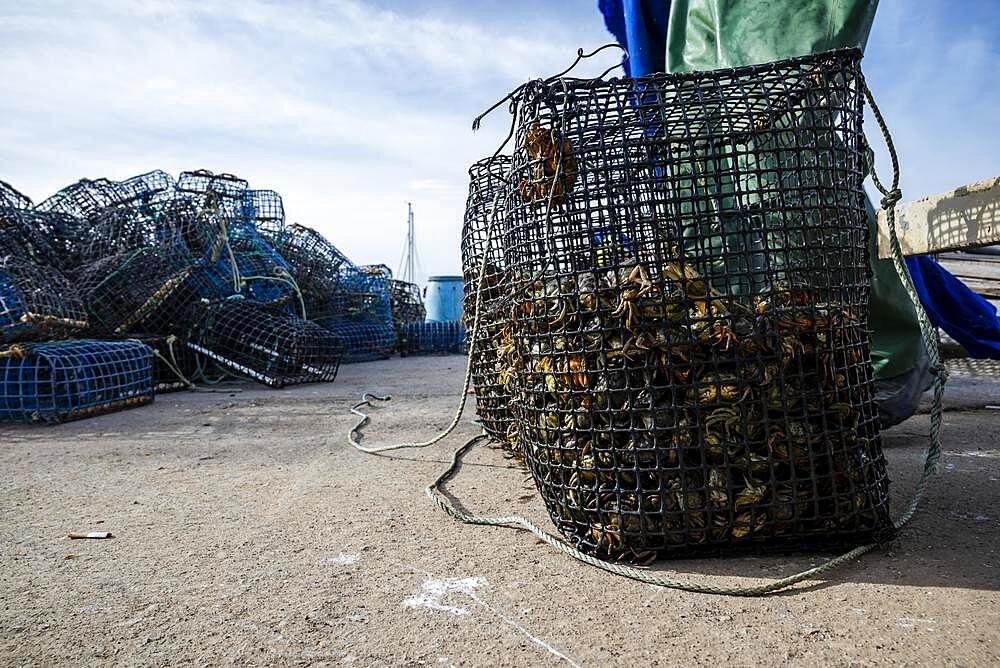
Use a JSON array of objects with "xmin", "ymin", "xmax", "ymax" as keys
[
  {"xmin": 461, "ymin": 49, "xmax": 894, "ymax": 560},
  {"xmin": 1, "ymin": 167, "xmax": 418, "ymax": 424}
]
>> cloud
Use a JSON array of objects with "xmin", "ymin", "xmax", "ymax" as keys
[
  {"xmin": 0, "ymin": 0, "xmax": 614, "ymax": 279},
  {"xmin": 2, "ymin": 0, "xmax": 993, "ymax": 279}
]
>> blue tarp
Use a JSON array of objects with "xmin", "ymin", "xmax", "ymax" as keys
[
  {"xmin": 599, "ymin": 0, "xmax": 1000, "ymax": 360},
  {"xmin": 907, "ymin": 256, "xmax": 1000, "ymax": 358}
]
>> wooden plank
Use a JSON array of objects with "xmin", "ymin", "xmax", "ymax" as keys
[{"xmin": 877, "ymin": 176, "xmax": 1000, "ymax": 258}]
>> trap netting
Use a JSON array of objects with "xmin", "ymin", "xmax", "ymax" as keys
[
  {"xmin": 242, "ymin": 189, "xmax": 286, "ymax": 239},
  {"xmin": 389, "ymin": 279, "xmax": 426, "ymax": 325},
  {"xmin": 187, "ymin": 299, "xmax": 344, "ymax": 388},
  {"xmin": 315, "ymin": 317, "xmax": 397, "ymax": 363},
  {"xmin": 264, "ymin": 223, "xmax": 356, "ymax": 320},
  {"xmin": 0, "ymin": 257, "xmax": 88, "ymax": 343},
  {"xmin": 398, "ymin": 320, "xmax": 466, "ymax": 356},
  {"xmin": 461, "ymin": 155, "xmax": 517, "ymax": 450},
  {"xmin": 332, "ymin": 264, "xmax": 393, "ymax": 324},
  {"xmin": 0, "ymin": 339, "xmax": 153, "ymax": 424},
  {"xmin": 489, "ymin": 48, "xmax": 890, "ymax": 561},
  {"xmin": 127, "ymin": 335, "xmax": 199, "ymax": 393},
  {"xmin": 76, "ymin": 246, "xmax": 222, "ymax": 336},
  {"xmin": 35, "ymin": 171, "xmax": 174, "ymax": 221},
  {"xmin": 0, "ymin": 207, "xmax": 71, "ymax": 269},
  {"xmin": 0, "ymin": 179, "xmax": 32, "ymax": 209}
]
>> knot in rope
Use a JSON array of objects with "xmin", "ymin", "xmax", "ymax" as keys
[
  {"xmin": 929, "ymin": 362, "xmax": 949, "ymax": 383},
  {"xmin": 880, "ymin": 189, "xmax": 902, "ymax": 210}
]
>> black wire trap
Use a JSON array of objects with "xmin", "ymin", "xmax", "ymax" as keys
[
  {"xmin": 489, "ymin": 48, "xmax": 890, "ymax": 562},
  {"xmin": 187, "ymin": 299, "xmax": 344, "ymax": 388}
]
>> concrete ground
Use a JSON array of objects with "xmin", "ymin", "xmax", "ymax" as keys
[{"xmin": 2, "ymin": 355, "xmax": 998, "ymax": 667}]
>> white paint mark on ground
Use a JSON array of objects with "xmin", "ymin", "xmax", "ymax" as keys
[
  {"xmin": 469, "ymin": 591, "xmax": 583, "ymax": 668},
  {"xmin": 403, "ymin": 576, "xmax": 582, "ymax": 667},
  {"xmin": 403, "ymin": 577, "xmax": 486, "ymax": 616},
  {"xmin": 321, "ymin": 553, "xmax": 360, "ymax": 566},
  {"xmin": 897, "ymin": 616, "xmax": 936, "ymax": 629}
]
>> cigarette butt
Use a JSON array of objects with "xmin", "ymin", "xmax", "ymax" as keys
[{"xmin": 67, "ymin": 531, "xmax": 114, "ymax": 539}]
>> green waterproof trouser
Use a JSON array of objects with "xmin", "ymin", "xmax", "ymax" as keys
[{"xmin": 663, "ymin": 0, "xmax": 930, "ymax": 425}]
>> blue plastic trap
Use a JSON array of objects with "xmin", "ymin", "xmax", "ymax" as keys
[
  {"xmin": 398, "ymin": 320, "xmax": 467, "ymax": 356},
  {"xmin": 0, "ymin": 339, "xmax": 154, "ymax": 424},
  {"xmin": 314, "ymin": 317, "xmax": 397, "ymax": 363}
]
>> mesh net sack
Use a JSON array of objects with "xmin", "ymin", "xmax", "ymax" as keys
[
  {"xmin": 0, "ymin": 257, "xmax": 88, "ymax": 343},
  {"xmin": 487, "ymin": 48, "xmax": 890, "ymax": 561},
  {"xmin": 0, "ymin": 339, "xmax": 154, "ymax": 424},
  {"xmin": 461, "ymin": 155, "xmax": 517, "ymax": 451},
  {"xmin": 187, "ymin": 299, "xmax": 344, "ymax": 387}
]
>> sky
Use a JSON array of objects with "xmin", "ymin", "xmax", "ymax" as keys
[{"xmin": 1, "ymin": 0, "xmax": 996, "ymax": 284}]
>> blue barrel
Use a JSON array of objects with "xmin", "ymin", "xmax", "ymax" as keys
[{"xmin": 424, "ymin": 275, "xmax": 465, "ymax": 322}]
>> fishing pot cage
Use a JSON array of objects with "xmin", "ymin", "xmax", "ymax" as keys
[
  {"xmin": 389, "ymin": 279, "xmax": 427, "ymax": 325},
  {"xmin": 399, "ymin": 320, "xmax": 467, "ymax": 356},
  {"xmin": 469, "ymin": 48, "xmax": 892, "ymax": 562},
  {"xmin": 0, "ymin": 339, "xmax": 154, "ymax": 424},
  {"xmin": 461, "ymin": 155, "xmax": 518, "ymax": 452},
  {"xmin": 0, "ymin": 256, "xmax": 88, "ymax": 343},
  {"xmin": 187, "ymin": 299, "xmax": 344, "ymax": 388}
]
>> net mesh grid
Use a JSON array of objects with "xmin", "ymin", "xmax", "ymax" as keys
[
  {"xmin": 461, "ymin": 155, "xmax": 517, "ymax": 451},
  {"xmin": 399, "ymin": 320, "xmax": 467, "ymax": 356},
  {"xmin": 0, "ymin": 257, "xmax": 88, "ymax": 343},
  {"xmin": 76, "ymin": 246, "xmax": 223, "ymax": 336},
  {"xmin": 242, "ymin": 189, "xmax": 286, "ymax": 239},
  {"xmin": 332, "ymin": 265, "xmax": 393, "ymax": 324},
  {"xmin": 315, "ymin": 317, "xmax": 397, "ymax": 363},
  {"xmin": 126, "ymin": 335, "xmax": 199, "ymax": 393},
  {"xmin": 491, "ymin": 48, "xmax": 890, "ymax": 561},
  {"xmin": 264, "ymin": 223, "xmax": 356, "ymax": 321},
  {"xmin": 389, "ymin": 279, "xmax": 427, "ymax": 325},
  {"xmin": 0, "ymin": 179, "xmax": 32, "ymax": 210},
  {"xmin": 0, "ymin": 339, "xmax": 154, "ymax": 424},
  {"xmin": 1, "ymin": 208, "xmax": 69, "ymax": 269},
  {"xmin": 187, "ymin": 299, "xmax": 344, "ymax": 388}
]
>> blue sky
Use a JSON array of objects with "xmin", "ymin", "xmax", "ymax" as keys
[{"xmin": 1, "ymin": 1, "xmax": 996, "ymax": 282}]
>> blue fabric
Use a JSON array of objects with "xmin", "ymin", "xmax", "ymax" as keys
[
  {"xmin": 598, "ymin": 0, "xmax": 670, "ymax": 77},
  {"xmin": 906, "ymin": 256, "xmax": 1000, "ymax": 358}
]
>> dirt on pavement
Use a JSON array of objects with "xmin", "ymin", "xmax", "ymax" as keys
[{"xmin": 2, "ymin": 355, "xmax": 998, "ymax": 666}]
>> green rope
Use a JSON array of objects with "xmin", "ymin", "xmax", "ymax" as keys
[{"xmin": 348, "ymin": 77, "xmax": 945, "ymax": 596}]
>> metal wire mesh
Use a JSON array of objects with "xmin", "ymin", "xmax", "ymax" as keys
[
  {"xmin": 315, "ymin": 317, "xmax": 397, "ymax": 363},
  {"xmin": 127, "ymin": 335, "xmax": 198, "ymax": 393},
  {"xmin": 0, "ymin": 179, "xmax": 32, "ymax": 209},
  {"xmin": 492, "ymin": 48, "xmax": 890, "ymax": 561},
  {"xmin": 389, "ymin": 279, "xmax": 426, "ymax": 324},
  {"xmin": 0, "ymin": 257, "xmax": 88, "ymax": 343},
  {"xmin": 399, "ymin": 320, "xmax": 466, "ymax": 356},
  {"xmin": 187, "ymin": 300, "xmax": 344, "ymax": 387},
  {"xmin": 0, "ymin": 339, "xmax": 154, "ymax": 424},
  {"xmin": 461, "ymin": 155, "xmax": 517, "ymax": 451},
  {"xmin": 76, "ymin": 246, "xmax": 222, "ymax": 336},
  {"xmin": 264, "ymin": 223, "xmax": 355, "ymax": 320}
]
